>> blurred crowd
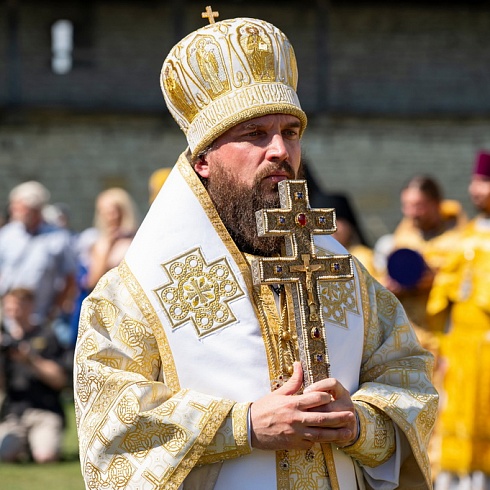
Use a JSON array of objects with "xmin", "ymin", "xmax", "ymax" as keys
[
  {"xmin": 1, "ymin": 150, "xmax": 489, "ymax": 487},
  {"xmin": 0, "ymin": 178, "xmax": 144, "ymax": 464}
]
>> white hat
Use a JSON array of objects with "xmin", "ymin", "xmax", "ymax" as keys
[
  {"xmin": 160, "ymin": 11, "xmax": 307, "ymax": 159},
  {"xmin": 9, "ymin": 181, "xmax": 51, "ymax": 209}
]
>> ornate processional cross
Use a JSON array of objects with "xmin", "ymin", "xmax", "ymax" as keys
[
  {"xmin": 202, "ymin": 6, "xmax": 219, "ymax": 24},
  {"xmin": 251, "ymin": 180, "xmax": 354, "ymax": 387}
]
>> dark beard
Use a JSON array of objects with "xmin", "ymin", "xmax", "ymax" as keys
[{"xmin": 203, "ymin": 162, "xmax": 297, "ymax": 256}]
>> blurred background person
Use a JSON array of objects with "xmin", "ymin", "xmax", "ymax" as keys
[
  {"xmin": 0, "ymin": 181, "xmax": 77, "ymax": 327},
  {"xmin": 42, "ymin": 202, "xmax": 79, "ymax": 347},
  {"xmin": 85, "ymin": 187, "xmax": 139, "ymax": 291},
  {"xmin": 374, "ymin": 174, "xmax": 466, "ymax": 479},
  {"xmin": 429, "ymin": 151, "xmax": 490, "ymax": 490},
  {"xmin": 0, "ymin": 288, "xmax": 68, "ymax": 463},
  {"xmin": 375, "ymin": 175, "xmax": 466, "ymax": 344},
  {"xmin": 67, "ymin": 226, "xmax": 99, "ymax": 349},
  {"xmin": 67, "ymin": 188, "xmax": 139, "ymax": 348},
  {"xmin": 42, "ymin": 202, "xmax": 72, "ymax": 231},
  {"xmin": 148, "ymin": 167, "xmax": 172, "ymax": 205}
]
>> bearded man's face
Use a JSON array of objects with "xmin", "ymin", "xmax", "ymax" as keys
[
  {"xmin": 203, "ymin": 159, "xmax": 302, "ymax": 256},
  {"xmin": 193, "ymin": 114, "xmax": 303, "ymax": 256}
]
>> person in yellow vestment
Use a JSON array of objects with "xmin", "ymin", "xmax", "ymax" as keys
[
  {"xmin": 428, "ymin": 150, "xmax": 490, "ymax": 490},
  {"xmin": 375, "ymin": 175, "xmax": 467, "ymax": 350},
  {"xmin": 74, "ymin": 7, "xmax": 437, "ymax": 490},
  {"xmin": 375, "ymin": 176, "xmax": 466, "ymax": 479}
]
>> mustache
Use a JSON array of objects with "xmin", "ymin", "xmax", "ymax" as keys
[{"xmin": 255, "ymin": 161, "xmax": 296, "ymax": 183}]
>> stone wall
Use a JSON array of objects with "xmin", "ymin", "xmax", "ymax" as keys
[
  {"xmin": 1, "ymin": 1, "xmax": 490, "ymax": 244},
  {"xmin": 1, "ymin": 112, "xmax": 489, "ymax": 245},
  {"xmin": 2, "ymin": 2, "xmax": 490, "ymax": 115}
]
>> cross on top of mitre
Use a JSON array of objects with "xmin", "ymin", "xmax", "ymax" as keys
[{"xmin": 202, "ymin": 6, "xmax": 219, "ymax": 24}]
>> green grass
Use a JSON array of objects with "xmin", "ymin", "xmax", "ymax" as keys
[{"xmin": 1, "ymin": 398, "xmax": 85, "ymax": 490}]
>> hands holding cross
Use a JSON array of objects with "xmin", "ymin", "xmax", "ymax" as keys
[
  {"xmin": 250, "ymin": 362, "xmax": 359, "ymax": 451},
  {"xmin": 250, "ymin": 180, "xmax": 358, "ymax": 451}
]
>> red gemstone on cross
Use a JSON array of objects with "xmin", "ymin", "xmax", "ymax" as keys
[{"xmin": 297, "ymin": 213, "xmax": 307, "ymax": 227}]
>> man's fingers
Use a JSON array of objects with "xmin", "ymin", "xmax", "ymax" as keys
[
  {"xmin": 303, "ymin": 426, "xmax": 355, "ymax": 445},
  {"xmin": 303, "ymin": 377, "xmax": 345, "ymax": 397},
  {"xmin": 302, "ymin": 409, "xmax": 355, "ymax": 428},
  {"xmin": 275, "ymin": 361, "xmax": 303, "ymax": 396}
]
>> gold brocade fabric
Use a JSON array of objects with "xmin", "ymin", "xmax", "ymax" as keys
[
  {"xmin": 75, "ymin": 269, "xmax": 238, "ymax": 490},
  {"xmin": 427, "ymin": 219, "xmax": 490, "ymax": 474},
  {"xmin": 350, "ymin": 264, "xmax": 437, "ymax": 489},
  {"xmin": 288, "ymin": 446, "xmax": 332, "ymax": 490},
  {"xmin": 73, "ymin": 153, "xmax": 437, "ymax": 490},
  {"xmin": 74, "ymin": 262, "xmax": 436, "ymax": 489}
]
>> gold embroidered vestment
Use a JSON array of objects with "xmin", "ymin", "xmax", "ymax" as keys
[{"xmin": 74, "ymin": 153, "xmax": 437, "ymax": 490}]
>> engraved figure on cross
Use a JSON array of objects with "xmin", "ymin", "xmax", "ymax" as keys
[
  {"xmin": 290, "ymin": 253, "xmax": 323, "ymax": 322},
  {"xmin": 251, "ymin": 180, "xmax": 354, "ymax": 386}
]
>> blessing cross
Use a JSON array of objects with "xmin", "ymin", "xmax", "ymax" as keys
[
  {"xmin": 251, "ymin": 180, "xmax": 354, "ymax": 387},
  {"xmin": 202, "ymin": 6, "xmax": 219, "ymax": 24}
]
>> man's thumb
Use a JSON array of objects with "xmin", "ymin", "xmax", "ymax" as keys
[{"xmin": 276, "ymin": 361, "xmax": 303, "ymax": 395}]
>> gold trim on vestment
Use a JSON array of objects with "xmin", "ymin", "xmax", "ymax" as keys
[
  {"xmin": 119, "ymin": 259, "xmax": 180, "ymax": 392},
  {"xmin": 232, "ymin": 402, "xmax": 252, "ymax": 451},
  {"xmin": 343, "ymin": 400, "xmax": 395, "ymax": 466},
  {"xmin": 163, "ymin": 391, "xmax": 235, "ymax": 489},
  {"xmin": 353, "ymin": 268, "xmax": 435, "ymax": 488},
  {"xmin": 353, "ymin": 390, "xmax": 435, "ymax": 489},
  {"xmin": 354, "ymin": 259, "xmax": 371, "ymax": 350},
  {"xmin": 177, "ymin": 153, "xmax": 276, "ymax": 382},
  {"xmin": 322, "ymin": 444, "xmax": 340, "ymax": 490},
  {"xmin": 197, "ymin": 401, "xmax": 252, "ymax": 466}
]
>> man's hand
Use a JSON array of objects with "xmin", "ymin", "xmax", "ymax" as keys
[{"xmin": 250, "ymin": 362, "xmax": 358, "ymax": 451}]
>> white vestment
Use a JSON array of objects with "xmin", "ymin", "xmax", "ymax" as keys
[{"xmin": 74, "ymin": 151, "xmax": 437, "ymax": 490}]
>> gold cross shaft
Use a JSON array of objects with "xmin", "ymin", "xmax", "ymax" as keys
[
  {"xmin": 201, "ymin": 6, "xmax": 219, "ymax": 24},
  {"xmin": 251, "ymin": 180, "xmax": 354, "ymax": 387}
]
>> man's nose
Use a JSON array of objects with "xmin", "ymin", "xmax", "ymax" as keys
[{"xmin": 267, "ymin": 133, "xmax": 289, "ymax": 161}]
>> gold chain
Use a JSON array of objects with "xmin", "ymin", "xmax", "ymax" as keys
[{"xmin": 253, "ymin": 285, "xmax": 299, "ymax": 391}]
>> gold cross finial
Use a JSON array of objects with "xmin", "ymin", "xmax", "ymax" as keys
[{"xmin": 202, "ymin": 6, "xmax": 219, "ymax": 24}]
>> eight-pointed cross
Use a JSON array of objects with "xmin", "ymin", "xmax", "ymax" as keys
[{"xmin": 251, "ymin": 180, "xmax": 354, "ymax": 386}]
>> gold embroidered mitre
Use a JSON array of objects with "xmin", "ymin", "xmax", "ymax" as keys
[{"xmin": 160, "ymin": 15, "xmax": 307, "ymax": 159}]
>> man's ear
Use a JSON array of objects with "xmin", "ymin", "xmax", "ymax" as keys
[{"xmin": 194, "ymin": 156, "xmax": 210, "ymax": 178}]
